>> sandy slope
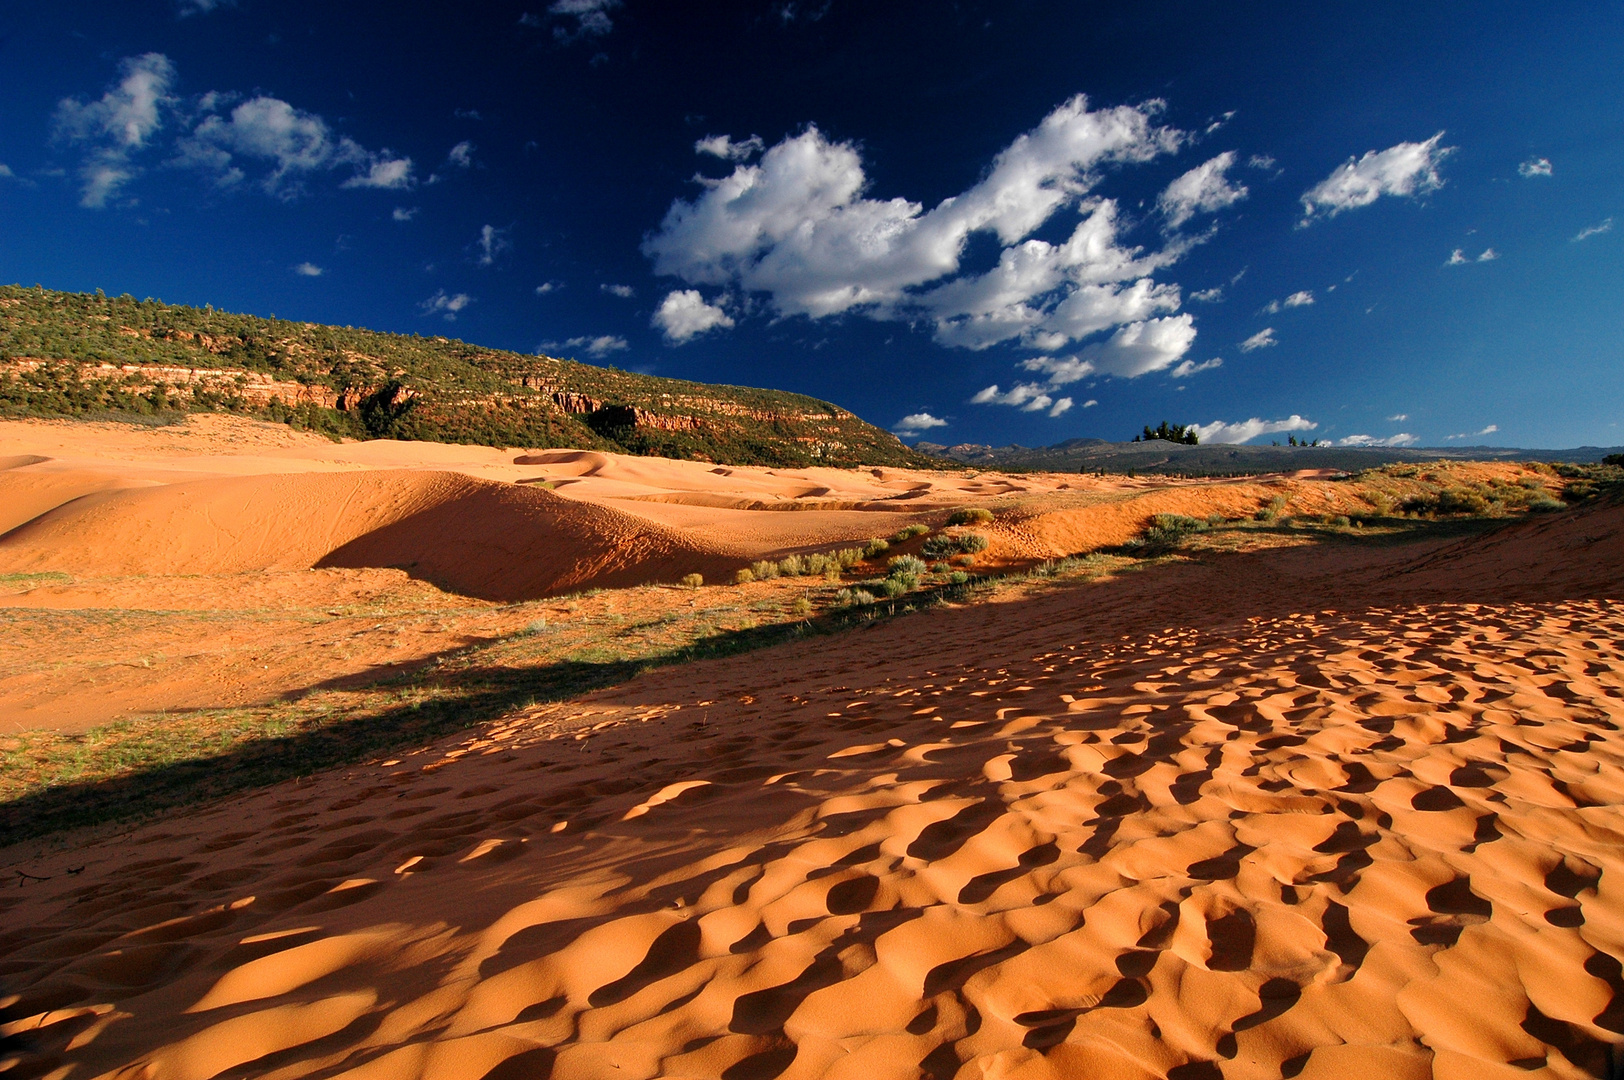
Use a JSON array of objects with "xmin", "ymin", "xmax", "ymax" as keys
[{"xmin": 3, "ymin": 482, "xmax": 1623, "ymax": 1080}]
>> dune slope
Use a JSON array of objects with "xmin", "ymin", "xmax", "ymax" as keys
[{"xmin": 4, "ymin": 502, "xmax": 1623, "ymax": 1080}]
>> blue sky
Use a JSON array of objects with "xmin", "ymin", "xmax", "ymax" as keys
[{"xmin": 2, "ymin": 1, "xmax": 1619, "ymax": 449}]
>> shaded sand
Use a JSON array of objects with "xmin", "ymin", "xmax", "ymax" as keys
[{"xmin": 4, "ymin": 496, "xmax": 1623, "ymax": 1079}]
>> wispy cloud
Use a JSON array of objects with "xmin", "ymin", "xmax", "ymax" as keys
[
  {"xmin": 1448, "ymin": 247, "xmax": 1500, "ymax": 264},
  {"xmin": 293, "ymin": 262, "xmax": 323, "ymax": 277},
  {"xmin": 601, "ymin": 283, "xmax": 635, "ymax": 298},
  {"xmin": 1444, "ymin": 424, "xmax": 1499, "ymax": 441},
  {"xmin": 1157, "ymin": 150, "xmax": 1247, "ymax": 230},
  {"xmin": 475, "ymin": 224, "xmax": 511, "ymax": 266},
  {"xmin": 1573, "ymin": 218, "xmax": 1614, "ymax": 243},
  {"xmin": 393, "ymin": 206, "xmax": 418, "ymax": 222},
  {"xmin": 1518, "ymin": 156, "xmax": 1552, "ymax": 178},
  {"xmin": 420, "ymin": 290, "xmax": 473, "ymax": 320},
  {"xmin": 970, "ymin": 383, "xmax": 1073, "ymax": 417},
  {"xmin": 545, "ymin": 0, "xmax": 621, "ymax": 42},
  {"xmin": 1238, "ymin": 328, "xmax": 1276, "ymax": 352},
  {"xmin": 176, "ymin": 0, "xmax": 233, "ymax": 15},
  {"xmin": 1192, "ymin": 415, "xmax": 1316, "ymax": 445},
  {"xmin": 1261, "ymin": 290, "xmax": 1314, "ymax": 314},
  {"xmin": 561, "ymin": 334, "xmax": 628, "ymax": 357},
  {"xmin": 894, "ymin": 412, "xmax": 948, "ymax": 434},
  {"xmin": 694, "ymin": 134, "xmax": 764, "ymax": 162},
  {"xmin": 1189, "ymin": 286, "xmax": 1225, "ymax": 303},
  {"xmin": 1170, "ymin": 357, "xmax": 1222, "ymax": 378},
  {"xmin": 535, "ymin": 281, "xmax": 563, "ymax": 294},
  {"xmin": 447, "ymin": 141, "xmax": 474, "ymax": 168},
  {"xmin": 1337, "ymin": 433, "xmax": 1417, "ymax": 447},
  {"xmin": 52, "ymin": 53, "xmax": 176, "ymax": 207},
  {"xmin": 652, "ymin": 289, "xmax": 733, "ymax": 343},
  {"xmin": 1299, "ymin": 133, "xmax": 1452, "ymax": 223}
]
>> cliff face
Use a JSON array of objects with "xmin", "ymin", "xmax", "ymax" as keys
[{"xmin": 0, "ymin": 286, "xmax": 937, "ymax": 469}]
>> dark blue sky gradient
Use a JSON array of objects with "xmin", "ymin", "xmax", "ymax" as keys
[{"xmin": 2, "ymin": 1, "xmax": 1619, "ymax": 448}]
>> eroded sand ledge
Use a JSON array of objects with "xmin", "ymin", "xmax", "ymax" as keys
[{"xmin": 2, "ymin": 417, "xmax": 1623, "ymax": 1080}]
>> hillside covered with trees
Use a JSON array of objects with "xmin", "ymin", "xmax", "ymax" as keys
[{"xmin": 0, "ymin": 285, "xmax": 935, "ymax": 469}]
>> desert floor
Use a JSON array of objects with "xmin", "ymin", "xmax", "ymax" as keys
[{"xmin": 3, "ymin": 416, "xmax": 1623, "ymax": 1080}]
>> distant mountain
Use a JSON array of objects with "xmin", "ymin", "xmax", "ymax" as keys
[
  {"xmin": 912, "ymin": 437, "xmax": 1624, "ymax": 473},
  {"xmin": 0, "ymin": 285, "xmax": 936, "ymax": 470}
]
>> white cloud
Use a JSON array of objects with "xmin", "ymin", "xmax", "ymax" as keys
[
  {"xmin": 1082, "ymin": 399, "xmax": 1098, "ymax": 408},
  {"xmin": 1447, "ymin": 248, "xmax": 1469, "ymax": 265},
  {"xmin": 1189, "ymin": 286, "xmax": 1224, "ymax": 303},
  {"xmin": 644, "ymin": 95, "xmax": 1187, "ymax": 347},
  {"xmin": 393, "ymin": 206, "xmax": 418, "ymax": 221},
  {"xmin": 971, "ymin": 383, "xmax": 1056, "ymax": 412},
  {"xmin": 601, "ymin": 283, "xmax": 635, "ymax": 298},
  {"xmin": 293, "ymin": 262, "xmax": 323, "ymax": 277},
  {"xmin": 564, "ymin": 334, "xmax": 629, "ymax": 357},
  {"xmin": 180, "ymin": 94, "xmax": 413, "ymax": 196},
  {"xmin": 177, "ymin": 0, "xmax": 233, "ymax": 15},
  {"xmin": 894, "ymin": 412, "xmax": 948, "ymax": 434},
  {"xmin": 535, "ymin": 281, "xmax": 563, "ymax": 294},
  {"xmin": 1261, "ymin": 290, "xmax": 1314, "ymax": 314},
  {"xmin": 1047, "ymin": 397, "xmax": 1074, "ymax": 417},
  {"xmin": 447, "ymin": 141, "xmax": 474, "ymax": 168},
  {"xmin": 53, "ymin": 53, "xmax": 176, "ymax": 207},
  {"xmin": 548, "ymin": 0, "xmax": 620, "ymax": 41},
  {"xmin": 652, "ymin": 289, "xmax": 734, "ymax": 343},
  {"xmin": 1389, "ymin": 413, "xmax": 1409, "ymax": 422},
  {"xmin": 1477, "ymin": 248, "xmax": 1499, "ymax": 262},
  {"xmin": 695, "ymin": 134, "xmax": 764, "ymax": 162},
  {"xmin": 1445, "ymin": 424, "xmax": 1499, "ymax": 441},
  {"xmin": 1247, "ymin": 154, "xmax": 1277, "ymax": 170},
  {"xmin": 1157, "ymin": 151, "xmax": 1247, "ymax": 229},
  {"xmin": 1573, "ymin": 218, "xmax": 1613, "ymax": 243},
  {"xmin": 1170, "ymin": 356, "xmax": 1222, "ymax": 378},
  {"xmin": 1299, "ymin": 133, "xmax": 1452, "ymax": 222},
  {"xmin": 1192, "ymin": 415, "xmax": 1316, "ymax": 445},
  {"xmin": 1064, "ymin": 313, "xmax": 1198, "ymax": 377},
  {"xmin": 1337, "ymin": 433, "xmax": 1418, "ymax": 447},
  {"xmin": 1518, "ymin": 157, "xmax": 1552, "ymax": 178},
  {"xmin": 420, "ymin": 290, "xmax": 473, "ymax": 320},
  {"xmin": 1238, "ymin": 327, "xmax": 1276, "ymax": 352},
  {"xmin": 475, "ymin": 224, "xmax": 510, "ymax": 266}
]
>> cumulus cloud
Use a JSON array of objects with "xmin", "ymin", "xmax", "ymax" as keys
[
  {"xmin": 1238, "ymin": 328, "xmax": 1276, "ymax": 352},
  {"xmin": 548, "ymin": 0, "xmax": 620, "ymax": 41},
  {"xmin": 653, "ymin": 289, "xmax": 734, "ymax": 343},
  {"xmin": 1192, "ymin": 415, "xmax": 1316, "ymax": 445},
  {"xmin": 293, "ymin": 262, "xmax": 323, "ymax": 277},
  {"xmin": 475, "ymin": 224, "xmax": 510, "ymax": 266},
  {"xmin": 1518, "ymin": 157, "xmax": 1552, "ymax": 178},
  {"xmin": 447, "ymin": 141, "xmax": 474, "ymax": 168},
  {"xmin": 1157, "ymin": 151, "xmax": 1247, "ymax": 229},
  {"xmin": 420, "ymin": 290, "xmax": 473, "ymax": 319},
  {"xmin": 53, "ymin": 53, "xmax": 176, "ymax": 207},
  {"xmin": 969, "ymin": 383, "xmax": 1073, "ymax": 417},
  {"xmin": 894, "ymin": 412, "xmax": 948, "ymax": 434},
  {"xmin": 563, "ymin": 334, "xmax": 629, "ymax": 357},
  {"xmin": 179, "ymin": 94, "xmax": 412, "ymax": 196},
  {"xmin": 1300, "ymin": 133, "xmax": 1452, "ymax": 222},
  {"xmin": 393, "ymin": 206, "xmax": 418, "ymax": 221},
  {"xmin": 535, "ymin": 281, "xmax": 563, "ymax": 294},
  {"xmin": 645, "ymin": 95, "xmax": 1189, "ymax": 352},
  {"xmin": 695, "ymin": 134, "xmax": 764, "ymax": 161},
  {"xmin": 1337, "ymin": 433, "xmax": 1418, "ymax": 447},
  {"xmin": 1170, "ymin": 356, "xmax": 1222, "ymax": 378},
  {"xmin": 1574, "ymin": 218, "xmax": 1613, "ymax": 242},
  {"xmin": 601, "ymin": 283, "xmax": 635, "ymax": 298}
]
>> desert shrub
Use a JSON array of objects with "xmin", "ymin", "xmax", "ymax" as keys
[
  {"xmin": 862, "ymin": 538, "xmax": 890, "ymax": 559},
  {"xmin": 879, "ymin": 577, "xmax": 909, "ymax": 598},
  {"xmin": 1331, "ymin": 515, "xmax": 1351, "ymax": 527},
  {"xmin": 1402, "ymin": 487, "xmax": 1491, "ymax": 516},
  {"xmin": 518, "ymin": 617, "xmax": 549, "ymax": 636},
  {"xmin": 802, "ymin": 553, "xmax": 831, "ymax": 575},
  {"xmin": 750, "ymin": 559, "xmax": 780, "ymax": 580},
  {"xmin": 1206, "ymin": 512, "xmax": 1226, "ymax": 527},
  {"xmin": 948, "ymin": 571, "xmax": 970, "ymax": 585},
  {"xmin": 1564, "ymin": 481, "xmax": 1597, "ymax": 501},
  {"xmin": 888, "ymin": 555, "xmax": 927, "ymax": 578},
  {"xmin": 946, "ymin": 507, "xmax": 994, "ymax": 526},
  {"xmin": 922, "ymin": 531, "xmax": 989, "ymax": 558},
  {"xmin": 835, "ymin": 587, "xmax": 875, "ymax": 607},
  {"xmin": 1606, "ymin": 453, "xmax": 1624, "ymax": 467},
  {"xmin": 950, "ymin": 553, "xmax": 977, "ymax": 567},
  {"xmin": 1528, "ymin": 495, "xmax": 1565, "ymax": 512},
  {"xmin": 891, "ymin": 523, "xmax": 930, "ymax": 543},
  {"xmin": 733, "ymin": 568, "xmax": 755, "ymax": 585},
  {"xmin": 835, "ymin": 547, "xmax": 864, "ymax": 568},
  {"xmin": 680, "ymin": 572, "xmax": 704, "ymax": 588},
  {"xmin": 777, "ymin": 554, "xmax": 807, "ymax": 577},
  {"xmin": 1124, "ymin": 513, "xmax": 1208, "ymax": 554},
  {"xmin": 1255, "ymin": 495, "xmax": 1289, "ymax": 523},
  {"xmin": 790, "ymin": 596, "xmax": 812, "ymax": 616}
]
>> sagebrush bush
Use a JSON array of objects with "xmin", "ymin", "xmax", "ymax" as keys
[
  {"xmin": 1125, "ymin": 513, "xmax": 1209, "ymax": 554},
  {"xmin": 946, "ymin": 507, "xmax": 994, "ymax": 526},
  {"xmin": 750, "ymin": 559, "xmax": 780, "ymax": 580},
  {"xmin": 790, "ymin": 596, "xmax": 812, "ymax": 616},
  {"xmin": 733, "ymin": 568, "xmax": 755, "ymax": 585},
  {"xmin": 879, "ymin": 578, "xmax": 909, "ymax": 598},
  {"xmin": 922, "ymin": 531, "xmax": 988, "ymax": 558},
  {"xmin": 1255, "ymin": 495, "xmax": 1289, "ymax": 522},
  {"xmin": 950, "ymin": 553, "xmax": 977, "ymax": 567},
  {"xmin": 863, "ymin": 538, "xmax": 890, "ymax": 559},
  {"xmin": 835, "ymin": 547, "xmax": 864, "ymax": 569},
  {"xmin": 887, "ymin": 555, "xmax": 927, "ymax": 578},
  {"xmin": 891, "ymin": 523, "xmax": 930, "ymax": 543},
  {"xmin": 680, "ymin": 572, "xmax": 704, "ymax": 588},
  {"xmin": 948, "ymin": 571, "xmax": 970, "ymax": 585},
  {"xmin": 835, "ymin": 587, "xmax": 875, "ymax": 607},
  {"xmin": 777, "ymin": 554, "xmax": 807, "ymax": 577}
]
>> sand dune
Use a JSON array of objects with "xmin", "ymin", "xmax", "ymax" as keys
[{"xmin": 4, "ymin": 485, "xmax": 1623, "ymax": 1079}]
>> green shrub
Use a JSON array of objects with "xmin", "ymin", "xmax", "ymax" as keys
[
  {"xmin": 1126, "ymin": 513, "xmax": 1209, "ymax": 554},
  {"xmin": 891, "ymin": 523, "xmax": 930, "ymax": 543},
  {"xmin": 790, "ymin": 596, "xmax": 812, "ymax": 616},
  {"xmin": 948, "ymin": 571, "xmax": 970, "ymax": 585},
  {"xmin": 750, "ymin": 559, "xmax": 781, "ymax": 580},
  {"xmin": 879, "ymin": 578, "xmax": 909, "ymax": 598},
  {"xmin": 862, "ymin": 538, "xmax": 890, "ymax": 559},
  {"xmin": 777, "ymin": 554, "xmax": 807, "ymax": 576},
  {"xmin": 922, "ymin": 531, "xmax": 989, "ymax": 558},
  {"xmin": 680, "ymin": 572, "xmax": 704, "ymax": 588},
  {"xmin": 835, "ymin": 547, "xmax": 864, "ymax": 568},
  {"xmin": 835, "ymin": 587, "xmax": 875, "ymax": 607},
  {"xmin": 950, "ymin": 553, "xmax": 977, "ymax": 567},
  {"xmin": 946, "ymin": 507, "xmax": 994, "ymax": 526},
  {"xmin": 888, "ymin": 555, "xmax": 927, "ymax": 578},
  {"xmin": 1528, "ymin": 496, "xmax": 1565, "ymax": 513},
  {"xmin": 1206, "ymin": 512, "xmax": 1226, "ymax": 527},
  {"xmin": 1255, "ymin": 495, "xmax": 1288, "ymax": 523},
  {"xmin": 1565, "ymin": 481, "xmax": 1597, "ymax": 501},
  {"xmin": 802, "ymin": 553, "xmax": 831, "ymax": 576},
  {"xmin": 733, "ymin": 568, "xmax": 755, "ymax": 585}
]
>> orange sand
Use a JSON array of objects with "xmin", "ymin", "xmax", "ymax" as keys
[{"xmin": 3, "ymin": 416, "xmax": 1623, "ymax": 1080}]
